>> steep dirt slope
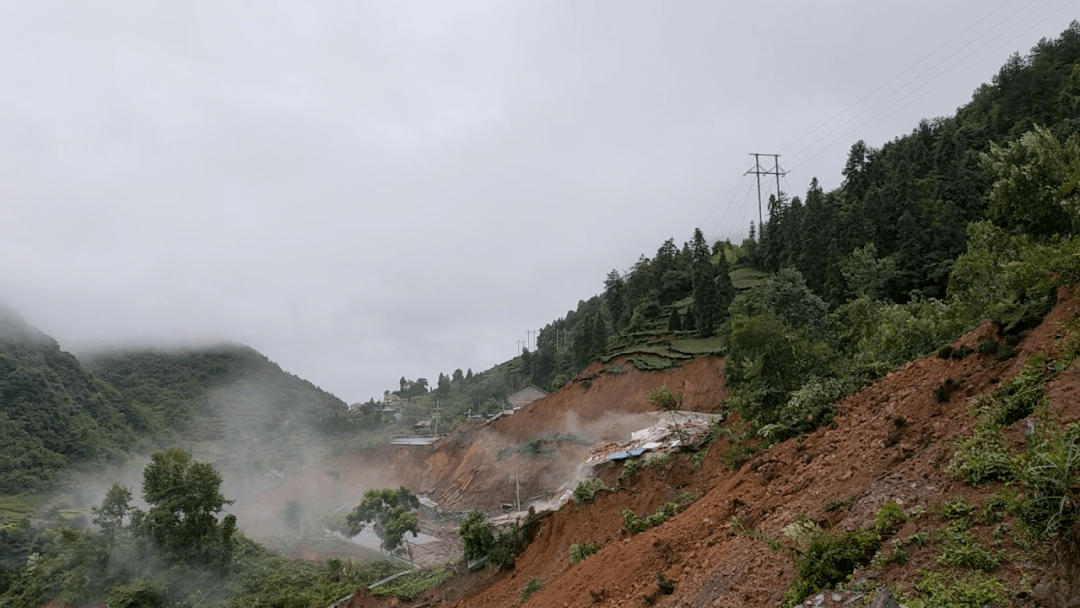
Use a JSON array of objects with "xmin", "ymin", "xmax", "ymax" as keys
[{"xmin": 421, "ymin": 290, "xmax": 1080, "ymax": 608}]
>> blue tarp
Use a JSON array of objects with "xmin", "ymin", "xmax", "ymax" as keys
[{"xmin": 605, "ymin": 448, "xmax": 646, "ymax": 461}]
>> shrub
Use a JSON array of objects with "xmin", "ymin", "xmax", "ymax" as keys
[
  {"xmin": 934, "ymin": 378, "xmax": 961, "ymax": 403},
  {"xmin": 519, "ymin": 577, "xmax": 542, "ymax": 603},
  {"xmin": 874, "ymin": 502, "xmax": 909, "ymax": 536},
  {"xmin": 645, "ymin": 385, "xmax": 683, "ymax": 411},
  {"xmin": 978, "ymin": 339, "xmax": 1000, "ymax": 355},
  {"xmin": 1014, "ymin": 418, "xmax": 1080, "ymax": 538},
  {"xmin": 940, "ymin": 496, "xmax": 976, "ymax": 521},
  {"xmin": 915, "ymin": 570, "xmax": 1007, "ymax": 608},
  {"xmin": 458, "ymin": 510, "xmax": 494, "ymax": 561},
  {"xmin": 572, "ymin": 478, "xmax": 612, "ymax": 505},
  {"xmin": 947, "ymin": 425, "xmax": 1016, "ymax": 485},
  {"xmin": 655, "ymin": 571, "xmax": 675, "ymax": 595},
  {"xmin": 779, "ymin": 519, "xmax": 881, "ymax": 608},
  {"xmin": 937, "ymin": 530, "xmax": 999, "ymax": 571},
  {"xmin": 971, "ymin": 355, "xmax": 1048, "ymax": 427},
  {"xmin": 621, "ymin": 491, "xmax": 699, "ymax": 535},
  {"xmin": 569, "ymin": 542, "xmax": 600, "ymax": 564}
]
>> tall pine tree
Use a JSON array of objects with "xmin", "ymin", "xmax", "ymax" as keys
[{"xmin": 691, "ymin": 228, "xmax": 721, "ymax": 337}]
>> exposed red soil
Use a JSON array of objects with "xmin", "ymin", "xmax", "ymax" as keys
[
  {"xmin": 238, "ymin": 356, "xmax": 725, "ymax": 546},
  {"xmin": 251, "ymin": 290, "xmax": 1080, "ymax": 608}
]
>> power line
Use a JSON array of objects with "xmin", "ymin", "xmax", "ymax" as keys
[
  {"xmin": 779, "ymin": 0, "xmax": 1022, "ymax": 156},
  {"xmin": 784, "ymin": 0, "xmax": 1061, "ymax": 168},
  {"xmin": 786, "ymin": 0, "xmax": 1076, "ymax": 173}
]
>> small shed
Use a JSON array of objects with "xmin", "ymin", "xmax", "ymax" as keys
[{"xmin": 506, "ymin": 384, "xmax": 550, "ymax": 410}]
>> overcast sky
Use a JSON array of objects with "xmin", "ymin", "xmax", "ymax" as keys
[{"xmin": 1, "ymin": 1, "xmax": 1076, "ymax": 404}]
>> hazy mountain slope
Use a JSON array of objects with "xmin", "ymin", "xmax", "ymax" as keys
[
  {"xmin": 83, "ymin": 344, "xmax": 354, "ymax": 475},
  {"xmin": 0, "ymin": 308, "xmax": 150, "ymax": 494}
]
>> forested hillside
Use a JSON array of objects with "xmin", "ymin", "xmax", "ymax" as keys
[
  {"xmin": 83, "ymin": 345, "xmax": 356, "ymax": 475},
  {"xmin": 505, "ymin": 21, "xmax": 1080, "ymax": 440},
  {"xmin": 0, "ymin": 307, "xmax": 151, "ymax": 495}
]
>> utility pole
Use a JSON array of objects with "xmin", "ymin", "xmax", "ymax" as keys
[{"xmin": 745, "ymin": 153, "xmax": 787, "ymax": 230}]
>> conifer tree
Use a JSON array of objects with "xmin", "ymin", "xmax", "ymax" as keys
[{"xmin": 691, "ymin": 228, "xmax": 721, "ymax": 337}]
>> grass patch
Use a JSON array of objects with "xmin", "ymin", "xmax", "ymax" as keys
[
  {"xmin": 936, "ymin": 531, "xmax": 999, "ymax": 571},
  {"xmin": 629, "ymin": 355, "xmax": 682, "ymax": 371},
  {"xmin": 669, "ymin": 337, "xmax": 724, "ymax": 355},
  {"xmin": 621, "ymin": 491, "xmax": 699, "ymax": 534},
  {"xmin": 730, "ymin": 267, "xmax": 768, "ymax": 289},
  {"xmin": 914, "ymin": 570, "xmax": 1007, "ymax": 608}
]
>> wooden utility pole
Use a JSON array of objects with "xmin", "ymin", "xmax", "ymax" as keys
[{"xmin": 745, "ymin": 153, "xmax": 786, "ymax": 229}]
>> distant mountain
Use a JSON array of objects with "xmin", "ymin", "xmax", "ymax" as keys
[
  {"xmin": 83, "ymin": 344, "xmax": 356, "ymax": 476},
  {"xmin": 0, "ymin": 309, "xmax": 150, "ymax": 494},
  {"xmin": 0, "ymin": 305, "xmax": 51, "ymax": 343}
]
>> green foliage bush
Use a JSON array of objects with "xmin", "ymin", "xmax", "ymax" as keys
[
  {"xmin": 621, "ymin": 491, "xmax": 699, "ymax": 534},
  {"xmin": 519, "ymin": 576, "xmax": 542, "ymax": 603},
  {"xmin": 645, "ymin": 385, "xmax": 683, "ymax": 411},
  {"xmin": 572, "ymin": 478, "xmax": 612, "ymax": 505},
  {"xmin": 940, "ymin": 495, "xmax": 976, "ymax": 521},
  {"xmin": 914, "ymin": 570, "xmax": 1007, "ymax": 608},
  {"xmin": 458, "ymin": 510, "xmax": 494, "ymax": 561},
  {"xmin": 370, "ymin": 565, "xmax": 454, "ymax": 601},
  {"xmin": 947, "ymin": 424, "xmax": 1016, "ymax": 485},
  {"xmin": 1014, "ymin": 418, "xmax": 1080, "ymax": 538},
  {"xmin": 771, "ymin": 516, "xmax": 881, "ymax": 608},
  {"xmin": 569, "ymin": 542, "xmax": 600, "ymax": 564},
  {"xmin": 874, "ymin": 502, "xmax": 909, "ymax": 536},
  {"xmin": 936, "ymin": 531, "xmax": 999, "ymax": 571}
]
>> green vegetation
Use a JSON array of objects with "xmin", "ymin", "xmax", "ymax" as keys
[
  {"xmin": 914, "ymin": 570, "xmax": 1007, "ymax": 608},
  {"xmin": 740, "ymin": 514, "xmax": 883, "ymax": 608},
  {"xmin": 370, "ymin": 564, "xmax": 454, "ymax": 601},
  {"xmin": 569, "ymin": 542, "xmax": 600, "ymax": 564},
  {"xmin": 572, "ymin": 478, "xmax": 613, "ymax": 505},
  {"xmin": 621, "ymin": 491, "xmax": 699, "ymax": 534},
  {"xmin": 84, "ymin": 344, "xmax": 354, "ymax": 476},
  {"xmin": 519, "ymin": 576, "xmax": 542, "ymax": 603},
  {"xmin": 458, "ymin": 510, "xmax": 495, "ymax": 561},
  {"xmin": 345, "ymin": 486, "xmax": 421, "ymax": 556},
  {"xmin": 0, "ymin": 316, "xmax": 151, "ymax": 495},
  {"xmin": 874, "ymin": 502, "xmax": 909, "ymax": 536},
  {"xmin": 0, "ymin": 449, "xmax": 409, "ymax": 608},
  {"xmin": 457, "ymin": 509, "xmax": 541, "ymax": 569},
  {"xmin": 936, "ymin": 530, "xmax": 999, "ymax": 571}
]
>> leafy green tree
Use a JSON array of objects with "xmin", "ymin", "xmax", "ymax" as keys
[
  {"xmin": 839, "ymin": 243, "xmax": 898, "ymax": 301},
  {"xmin": 346, "ymin": 486, "xmax": 421, "ymax": 556},
  {"xmin": 133, "ymin": 448, "xmax": 236, "ymax": 566},
  {"xmin": 981, "ymin": 124, "xmax": 1080, "ymax": 238},
  {"xmin": 760, "ymin": 268, "xmax": 830, "ymax": 339},
  {"xmin": 458, "ymin": 510, "xmax": 495, "ymax": 561},
  {"xmin": 92, "ymin": 483, "xmax": 133, "ymax": 541}
]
